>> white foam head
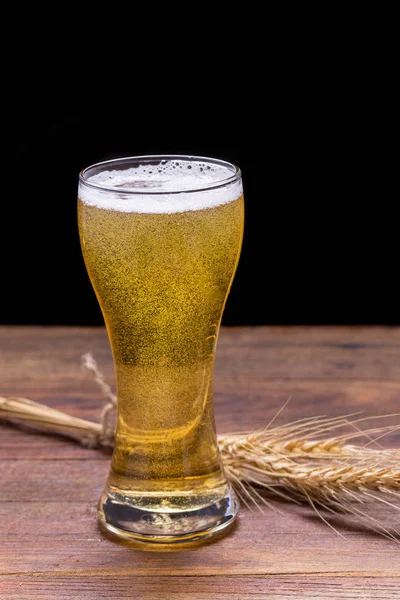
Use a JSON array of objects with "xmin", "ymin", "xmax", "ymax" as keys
[{"xmin": 79, "ymin": 157, "xmax": 242, "ymax": 213}]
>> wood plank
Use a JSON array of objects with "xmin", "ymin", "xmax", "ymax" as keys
[
  {"xmin": 0, "ymin": 575, "xmax": 399, "ymax": 600},
  {"xmin": 1, "ymin": 327, "xmax": 400, "ymax": 385},
  {"xmin": 0, "ymin": 501, "xmax": 398, "ymax": 576},
  {"xmin": 2, "ymin": 325, "xmax": 400, "ymax": 347},
  {"xmin": 0, "ymin": 461, "xmax": 108, "ymax": 502}
]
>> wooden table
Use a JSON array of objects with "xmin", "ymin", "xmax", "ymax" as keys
[{"xmin": 0, "ymin": 326, "xmax": 399, "ymax": 599}]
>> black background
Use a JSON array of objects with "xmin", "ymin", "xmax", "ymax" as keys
[{"xmin": 3, "ymin": 48, "xmax": 397, "ymax": 327}]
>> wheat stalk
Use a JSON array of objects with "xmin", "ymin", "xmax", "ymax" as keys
[{"xmin": 0, "ymin": 353, "xmax": 399, "ymax": 541}]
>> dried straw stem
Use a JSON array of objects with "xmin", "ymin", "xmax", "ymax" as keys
[{"xmin": 0, "ymin": 396, "xmax": 102, "ymax": 446}]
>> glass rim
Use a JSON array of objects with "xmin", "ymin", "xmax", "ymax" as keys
[{"xmin": 79, "ymin": 154, "xmax": 241, "ymax": 195}]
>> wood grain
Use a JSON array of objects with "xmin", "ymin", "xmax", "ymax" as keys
[
  {"xmin": 0, "ymin": 576, "xmax": 399, "ymax": 600},
  {"xmin": 0, "ymin": 326, "xmax": 399, "ymax": 599}
]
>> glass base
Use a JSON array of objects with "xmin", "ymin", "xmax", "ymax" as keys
[{"xmin": 98, "ymin": 485, "xmax": 239, "ymax": 545}]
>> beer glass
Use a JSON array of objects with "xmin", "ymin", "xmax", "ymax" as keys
[{"xmin": 78, "ymin": 155, "xmax": 244, "ymax": 544}]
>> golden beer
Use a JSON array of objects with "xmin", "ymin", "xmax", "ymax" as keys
[{"xmin": 78, "ymin": 156, "xmax": 244, "ymax": 543}]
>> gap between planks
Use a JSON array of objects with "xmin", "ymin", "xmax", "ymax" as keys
[{"xmin": 1, "ymin": 571, "xmax": 399, "ymax": 579}]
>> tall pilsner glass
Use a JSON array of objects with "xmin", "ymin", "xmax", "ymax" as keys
[{"xmin": 78, "ymin": 155, "xmax": 244, "ymax": 544}]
